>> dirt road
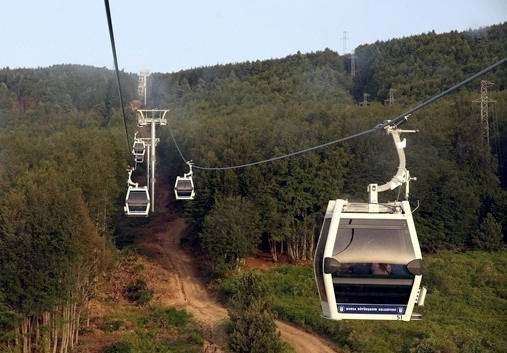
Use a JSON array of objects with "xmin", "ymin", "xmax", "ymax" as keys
[{"xmin": 135, "ymin": 182, "xmax": 338, "ymax": 353}]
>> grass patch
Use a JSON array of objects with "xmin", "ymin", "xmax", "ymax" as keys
[
  {"xmin": 188, "ymin": 331, "xmax": 204, "ymax": 346},
  {"xmin": 101, "ymin": 306, "xmax": 203, "ymax": 353},
  {"xmin": 140, "ymin": 307, "xmax": 192, "ymax": 329},
  {"xmin": 220, "ymin": 251, "xmax": 507, "ymax": 353}
]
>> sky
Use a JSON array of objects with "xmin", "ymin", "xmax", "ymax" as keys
[{"xmin": 1, "ymin": 0, "xmax": 506, "ymax": 74}]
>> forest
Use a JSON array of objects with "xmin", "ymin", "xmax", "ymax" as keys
[
  {"xmin": 152, "ymin": 23, "xmax": 507, "ymax": 269},
  {"xmin": 0, "ymin": 22, "xmax": 506, "ymax": 353},
  {"xmin": 0, "ymin": 65, "xmax": 136, "ymax": 351}
]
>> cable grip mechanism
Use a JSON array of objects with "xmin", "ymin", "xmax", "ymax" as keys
[{"xmin": 368, "ymin": 122, "xmax": 418, "ymax": 205}]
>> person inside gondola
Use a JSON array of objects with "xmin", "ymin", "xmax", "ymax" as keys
[{"xmin": 371, "ymin": 263, "xmax": 392, "ymax": 276}]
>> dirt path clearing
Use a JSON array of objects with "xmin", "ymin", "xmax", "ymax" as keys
[{"xmin": 137, "ymin": 210, "xmax": 338, "ymax": 353}]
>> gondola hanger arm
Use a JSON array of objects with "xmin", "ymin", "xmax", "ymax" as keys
[
  {"xmin": 185, "ymin": 161, "xmax": 194, "ymax": 178},
  {"xmin": 127, "ymin": 168, "xmax": 138, "ymax": 187},
  {"xmin": 368, "ymin": 121, "xmax": 418, "ymax": 204}
]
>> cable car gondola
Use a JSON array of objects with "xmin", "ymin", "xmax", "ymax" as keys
[
  {"xmin": 174, "ymin": 162, "xmax": 195, "ymax": 200},
  {"xmin": 132, "ymin": 138, "xmax": 146, "ymax": 164},
  {"xmin": 314, "ymin": 127, "xmax": 427, "ymax": 321},
  {"xmin": 124, "ymin": 168, "xmax": 150, "ymax": 217}
]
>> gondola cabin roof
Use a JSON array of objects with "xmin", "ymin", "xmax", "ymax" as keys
[
  {"xmin": 127, "ymin": 189, "xmax": 149, "ymax": 204},
  {"xmin": 332, "ymin": 217, "xmax": 415, "ymax": 265},
  {"xmin": 175, "ymin": 179, "xmax": 193, "ymax": 191}
]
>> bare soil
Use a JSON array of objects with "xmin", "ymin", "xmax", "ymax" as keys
[{"xmin": 78, "ymin": 175, "xmax": 338, "ymax": 353}]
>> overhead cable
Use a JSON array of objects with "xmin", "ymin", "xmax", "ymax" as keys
[{"xmin": 104, "ymin": 0, "xmax": 131, "ymax": 152}]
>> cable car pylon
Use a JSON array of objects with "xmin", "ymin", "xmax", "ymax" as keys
[{"xmin": 136, "ymin": 109, "xmax": 168, "ymax": 213}]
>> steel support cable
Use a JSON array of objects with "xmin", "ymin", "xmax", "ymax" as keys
[
  {"xmin": 104, "ymin": 0, "xmax": 131, "ymax": 152},
  {"xmin": 167, "ymin": 119, "xmax": 189, "ymax": 163},
  {"xmin": 384, "ymin": 57, "xmax": 507, "ymax": 128},
  {"xmin": 166, "ymin": 118, "xmax": 378, "ymax": 170},
  {"xmin": 168, "ymin": 57, "xmax": 507, "ymax": 171}
]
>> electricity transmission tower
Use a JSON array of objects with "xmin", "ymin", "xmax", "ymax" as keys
[
  {"xmin": 342, "ymin": 31, "xmax": 348, "ymax": 54},
  {"xmin": 385, "ymin": 88, "xmax": 395, "ymax": 105},
  {"xmin": 360, "ymin": 93, "xmax": 370, "ymax": 106},
  {"xmin": 473, "ymin": 80, "xmax": 495, "ymax": 145},
  {"xmin": 138, "ymin": 71, "xmax": 150, "ymax": 106},
  {"xmin": 342, "ymin": 31, "xmax": 356, "ymax": 78}
]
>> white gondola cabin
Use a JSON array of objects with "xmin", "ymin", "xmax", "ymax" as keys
[
  {"xmin": 124, "ymin": 168, "xmax": 150, "ymax": 217},
  {"xmin": 174, "ymin": 162, "xmax": 195, "ymax": 200},
  {"xmin": 314, "ymin": 126, "xmax": 427, "ymax": 321},
  {"xmin": 132, "ymin": 140, "xmax": 146, "ymax": 164}
]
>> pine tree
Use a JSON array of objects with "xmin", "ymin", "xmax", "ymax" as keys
[
  {"xmin": 228, "ymin": 272, "xmax": 286, "ymax": 353},
  {"xmin": 472, "ymin": 213, "xmax": 504, "ymax": 250}
]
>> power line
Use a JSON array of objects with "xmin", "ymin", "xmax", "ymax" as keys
[
  {"xmin": 168, "ymin": 57, "xmax": 507, "ymax": 171},
  {"xmin": 104, "ymin": 0, "xmax": 131, "ymax": 152}
]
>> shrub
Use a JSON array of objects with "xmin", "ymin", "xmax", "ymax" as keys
[
  {"xmin": 124, "ymin": 279, "xmax": 153, "ymax": 306},
  {"xmin": 103, "ymin": 341, "xmax": 132, "ymax": 353},
  {"xmin": 102, "ymin": 319, "xmax": 124, "ymax": 332}
]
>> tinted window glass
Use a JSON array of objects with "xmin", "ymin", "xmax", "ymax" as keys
[
  {"xmin": 332, "ymin": 263, "xmax": 411, "ymax": 278},
  {"xmin": 333, "ymin": 283, "xmax": 412, "ymax": 304}
]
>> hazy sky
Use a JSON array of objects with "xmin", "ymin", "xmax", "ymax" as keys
[{"xmin": 1, "ymin": 1, "xmax": 505, "ymax": 73}]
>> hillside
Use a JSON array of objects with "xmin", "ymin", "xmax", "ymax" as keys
[
  {"xmin": 149, "ymin": 23, "xmax": 507, "ymax": 263},
  {"xmin": 352, "ymin": 22, "xmax": 507, "ymax": 102}
]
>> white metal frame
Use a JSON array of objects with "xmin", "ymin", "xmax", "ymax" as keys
[{"xmin": 174, "ymin": 162, "xmax": 195, "ymax": 200}]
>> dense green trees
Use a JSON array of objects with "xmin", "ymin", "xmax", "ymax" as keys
[
  {"xmin": 472, "ymin": 213, "xmax": 504, "ymax": 250},
  {"xmin": 201, "ymin": 196, "xmax": 260, "ymax": 273},
  {"xmin": 0, "ymin": 66, "xmax": 128, "ymax": 352},
  {"xmin": 353, "ymin": 23, "xmax": 507, "ymax": 103}
]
